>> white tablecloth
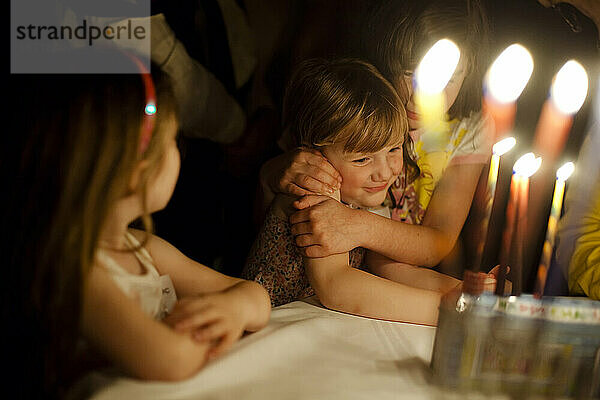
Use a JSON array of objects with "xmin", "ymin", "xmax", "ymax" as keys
[{"xmin": 80, "ymin": 297, "xmax": 506, "ymax": 400}]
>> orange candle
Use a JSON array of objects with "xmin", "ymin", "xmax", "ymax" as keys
[
  {"xmin": 496, "ymin": 153, "xmax": 541, "ymax": 295},
  {"xmin": 496, "ymin": 173, "xmax": 520, "ymax": 296},
  {"xmin": 533, "ymin": 60, "xmax": 588, "ymax": 163}
]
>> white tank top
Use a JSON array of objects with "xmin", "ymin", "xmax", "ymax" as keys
[{"xmin": 97, "ymin": 232, "xmax": 177, "ymax": 320}]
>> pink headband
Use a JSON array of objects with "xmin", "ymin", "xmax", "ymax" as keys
[{"xmin": 126, "ymin": 54, "xmax": 157, "ymax": 155}]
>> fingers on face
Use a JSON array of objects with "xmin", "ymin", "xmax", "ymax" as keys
[
  {"xmin": 308, "ymin": 165, "xmax": 340, "ymax": 190},
  {"xmin": 296, "ymin": 174, "xmax": 332, "ymax": 195},
  {"xmin": 304, "ymin": 152, "xmax": 341, "ymax": 179},
  {"xmin": 285, "ymin": 182, "xmax": 312, "ymax": 197}
]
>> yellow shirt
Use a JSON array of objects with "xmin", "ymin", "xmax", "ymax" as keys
[
  {"xmin": 569, "ymin": 189, "xmax": 600, "ymax": 300},
  {"xmin": 389, "ymin": 112, "xmax": 490, "ymax": 224}
]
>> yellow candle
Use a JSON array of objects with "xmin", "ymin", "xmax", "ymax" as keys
[
  {"xmin": 414, "ymin": 39, "xmax": 460, "ymax": 142},
  {"xmin": 534, "ymin": 162, "xmax": 575, "ymax": 297},
  {"xmin": 474, "ymin": 137, "xmax": 516, "ymax": 270}
]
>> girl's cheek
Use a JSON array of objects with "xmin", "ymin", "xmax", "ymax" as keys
[
  {"xmin": 389, "ymin": 153, "xmax": 404, "ymax": 176},
  {"xmin": 339, "ymin": 168, "xmax": 366, "ymax": 192}
]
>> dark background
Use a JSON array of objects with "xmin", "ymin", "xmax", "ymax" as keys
[{"xmin": 149, "ymin": 0, "xmax": 599, "ymax": 293}]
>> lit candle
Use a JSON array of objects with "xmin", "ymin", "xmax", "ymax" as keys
[
  {"xmin": 473, "ymin": 137, "xmax": 516, "ymax": 271},
  {"xmin": 533, "ymin": 162, "xmax": 575, "ymax": 298},
  {"xmin": 414, "ymin": 38, "xmax": 460, "ymax": 142},
  {"xmin": 483, "ymin": 44, "xmax": 534, "ymax": 141},
  {"xmin": 528, "ymin": 61, "xmax": 588, "ymax": 277},
  {"xmin": 533, "ymin": 60, "xmax": 588, "ymax": 162},
  {"xmin": 496, "ymin": 153, "xmax": 542, "ymax": 295}
]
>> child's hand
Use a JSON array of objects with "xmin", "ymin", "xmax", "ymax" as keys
[
  {"xmin": 463, "ymin": 265, "xmax": 512, "ymax": 295},
  {"xmin": 489, "ymin": 265, "xmax": 513, "ymax": 295},
  {"xmin": 164, "ymin": 293, "xmax": 246, "ymax": 360}
]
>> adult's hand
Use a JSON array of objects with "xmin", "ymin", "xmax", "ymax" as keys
[
  {"xmin": 262, "ymin": 148, "xmax": 342, "ymax": 197},
  {"xmin": 289, "ymin": 195, "xmax": 366, "ymax": 257}
]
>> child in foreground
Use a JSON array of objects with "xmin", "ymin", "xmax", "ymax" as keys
[
  {"xmin": 4, "ymin": 58, "xmax": 270, "ymax": 398},
  {"xmin": 243, "ymin": 58, "xmax": 491, "ymax": 325}
]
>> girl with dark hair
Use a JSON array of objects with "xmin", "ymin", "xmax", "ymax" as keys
[{"xmin": 3, "ymin": 60, "xmax": 270, "ymax": 398}]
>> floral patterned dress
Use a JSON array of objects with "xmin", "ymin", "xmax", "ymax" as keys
[{"xmin": 243, "ymin": 211, "xmax": 365, "ymax": 307}]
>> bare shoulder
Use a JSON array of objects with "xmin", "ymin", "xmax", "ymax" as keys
[
  {"xmin": 127, "ymin": 229, "xmax": 241, "ymax": 296},
  {"xmin": 127, "ymin": 228, "xmax": 188, "ymax": 268}
]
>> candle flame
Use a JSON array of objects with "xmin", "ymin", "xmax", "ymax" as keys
[
  {"xmin": 556, "ymin": 161, "xmax": 575, "ymax": 181},
  {"xmin": 513, "ymin": 152, "xmax": 542, "ymax": 177},
  {"xmin": 492, "ymin": 137, "xmax": 517, "ymax": 156},
  {"xmin": 415, "ymin": 39, "xmax": 460, "ymax": 95},
  {"xmin": 486, "ymin": 44, "xmax": 534, "ymax": 104},
  {"xmin": 551, "ymin": 60, "xmax": 588, "ymax": 115}
]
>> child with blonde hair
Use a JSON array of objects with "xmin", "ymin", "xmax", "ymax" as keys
[
  {"xmin": 259, "ymin": 0, "xmax": 498, "ymax": 290},
  {"xmin": 243, "ymin": 58, "xmax": 464, "ymax": 324}
]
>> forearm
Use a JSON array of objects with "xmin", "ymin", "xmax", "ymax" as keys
[
  {"xmin": 357, "ymin": 211, "xmax": 454, "ymax": 267},
  {"xmin": 307, "ymin": 258, "xmax": 442, "ymax": 325},
  {"xmin": 366, "ymin": 252, "xmax": 461, "ymax": 292},
  {"xmin": 83, "ymin": 268, "xmax": 211, "ymax": 381},
  {"xmin": 357, "ymin": 163, "xmax": 482, "ymax": 266},
  {"xmin": 224, "ymin": 280, "xmax": 271, "ymax": 332}
]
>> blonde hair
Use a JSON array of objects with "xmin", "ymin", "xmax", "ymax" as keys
[
  {"xmin": 282, "ymin": 58, "xmax": 419, "ymax": 182},
  {"xmin": 283, "ymin": 58, "xmax": 408, "ymax": 154}
]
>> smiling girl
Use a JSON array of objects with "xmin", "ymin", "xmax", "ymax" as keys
[
  {"xmin": 259, "ymin": 0, "xmax": 493, "ymax": 288},
  {"xmin": 243, "ymin": 58, "xmax": 461, "ymax": 324}
]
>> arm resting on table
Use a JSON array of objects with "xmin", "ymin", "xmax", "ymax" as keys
[
  {"xmin": 305, "ymin": 254, "xmax": 446, "ymax": 326},
  {"xmin": 81, "ymin": 267, "xmax": 211, "ymax": 381},
  {"xmin": 366, "ymin": 251, "xmax": 461, "ymax": 293}
]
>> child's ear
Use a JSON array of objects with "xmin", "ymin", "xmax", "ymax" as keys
[{"xmin": 128, "ymin": 160, "xmax": 151, "ymax": 193}]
